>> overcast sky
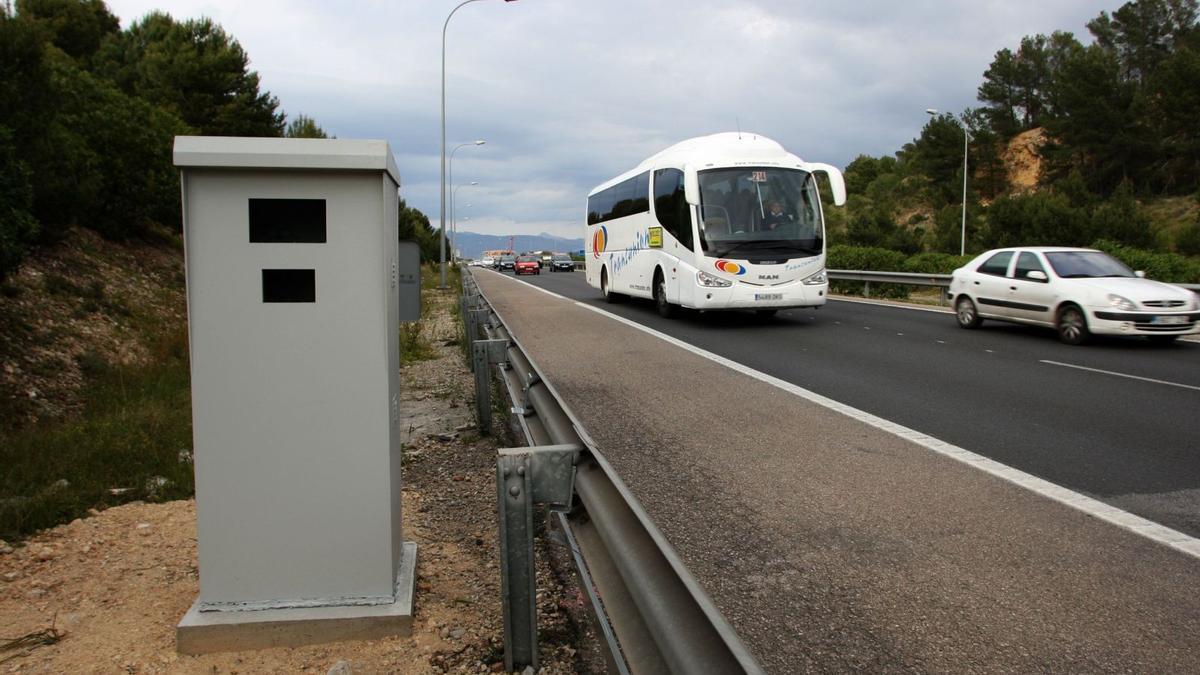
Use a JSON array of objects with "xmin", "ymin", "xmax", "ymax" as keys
[{"xmin": 108, "ymin": 1, "xmax": 1124, "ymax": 239}]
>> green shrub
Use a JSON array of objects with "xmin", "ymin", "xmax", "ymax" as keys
[
  {"xmin": 903, "ymin": 252, "xmax": 971, "ymax": 274},
  {"xmin": 827, "ymin": 245, "xmax": 907, "ymax": 271},
  {"xmin": 0, "ymin": 331, "xmax": 194, "ymax": 541},
  {"xmin": 0, "ymin": 124, "xmax": 39, "ymax": 278},
  {"xmin": 1091, "ymin": 240, "xmax": 1200, "ymax": 283},
  {"xmin": 1177, "ymin": 221, "xmax": 1200, "ymax": 257}
]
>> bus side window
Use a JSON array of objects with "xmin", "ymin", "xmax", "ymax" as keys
[{"xmin": 654, "ymin": 168, "xmax": 692, "ymax": 250}]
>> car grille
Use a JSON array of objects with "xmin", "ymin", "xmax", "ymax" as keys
[
  {"xmin": 1133, "ymin": 321, "xmax": 1195, "ymax": 332},
  {"xmin": 1142, "ymin": 300, "xmax": 1186, "ymax": 308}
]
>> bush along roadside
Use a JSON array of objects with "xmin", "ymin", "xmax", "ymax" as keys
[
  {"xmin": 0, "ymin": 329, "xmax": 194, "ymax": 542},
  {"xmin": 827, "ymin": 243, "xmax": 1200, "ymax": 300}
]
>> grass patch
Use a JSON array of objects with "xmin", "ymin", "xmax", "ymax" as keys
[
  {"xmin": 400, "ymin": 321, "xmax": 437, "ymax": 363},
  {"xmin": 0, "ymin": 329, "xmax": 194, "ymax": 542}
]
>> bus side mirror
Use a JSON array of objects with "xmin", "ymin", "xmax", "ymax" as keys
[
  {"xmin": 684, "ymin": 171, "xmax": 700, "ymax": 205},
  {"xmin": 808, "ymin": 163, "xmax": 847, "ymax": 206}
]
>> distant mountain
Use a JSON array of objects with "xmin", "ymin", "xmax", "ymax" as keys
[{"xmin": 452, "ymin": 231, "xmax": 584, "ymax": 259}]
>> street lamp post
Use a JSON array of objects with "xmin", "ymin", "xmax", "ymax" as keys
[
  {"xmin": 440, "ymin": 0, "xmax": 516, "ymax": 288},
  {"xmin": 926, "ymin": 108, "xmax": 970, "ymax": 256},
  {"xmin": 452, "ymin": 183, "xmax": 478, "ymax": 260},
  {"xmin": 456, "ymin": 216, "xmax": 470, "ymax": 258},
  {"xmin": 448, "ymin": 140, "xmax": 484, "ymax": 262}
]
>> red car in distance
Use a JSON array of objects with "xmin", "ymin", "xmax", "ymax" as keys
[{"xmin": 514, "ymin": 255, "xmax": 541, "ymax": 275}]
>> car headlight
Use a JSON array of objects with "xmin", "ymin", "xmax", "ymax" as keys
[
  {"xmin": 1188, "ymin": 293, "xmax": 1200, "ymax": 311},
  {"xmin": 802, "ymin": 269, "xmax": 827, "ymax": 286},
  {"xmin": 697, "ymin": 271, "xmax": 732, "ymax": 288},
  {"xmin": 1107, "ymin": 294, "xmax": 1137, "ymax": 311}
]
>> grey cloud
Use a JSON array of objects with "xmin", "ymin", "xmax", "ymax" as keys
[{"xmin": 111, "ymin": 0, "xmax": 1123, "ymax": 238}]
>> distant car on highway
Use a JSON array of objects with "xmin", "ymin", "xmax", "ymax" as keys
[
  {"xmin": 549, "ymin": 254, "xmax": 575, "ymax": 272},
  {"xmin": 949, "ymin": 246, "xmax": 1199, "ymax": 344},
  {"xmin": 514, "ymin": 255, "xmax": 541, "ymax": 275},
  {"xmin": 480, "ymin": 255, "xmax": 495, "ymax": 268},
  {"xmin": 498, "ymin": 254, "xmax": 516, "ymax": 271}
]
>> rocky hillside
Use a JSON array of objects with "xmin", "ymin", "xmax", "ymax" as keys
[
  {"xmin": 1001, "ymin": 128, "xmax": 1047, "ymax": 194},
  {"xmin": 0, "ymin": 228, "xmax": 185, "ymax": 430}
]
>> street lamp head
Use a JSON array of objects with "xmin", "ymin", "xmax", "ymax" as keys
[
  {"xmin": 474, "ymin": 140, "xmax": 486, "ymax": 146},
  {"xmin": 470, "ymin": 181, "xmax": 479, "ymax": 185},
  {"xmin": 925, "ymin": 108, "xmax": 938, "ymax": 116}
]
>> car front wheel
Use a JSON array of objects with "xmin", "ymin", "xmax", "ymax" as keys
[
  {"xmin": 1057, "ymin": 305, "xmax": 1090, "ymax": 345},
  {"xmin": 955, "ymin": 296, "xmax": 981, "ymax": 329}
]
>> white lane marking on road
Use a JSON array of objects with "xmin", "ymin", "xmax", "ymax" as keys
[
  {"xmin": 1040, "ymin": 360, "xmax": 1200, "ymax": 392},
  {"xmin": 571, "ymin": 299, "xmax": 1200, "ymax": 560}
]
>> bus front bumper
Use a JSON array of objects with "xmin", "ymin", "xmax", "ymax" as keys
[{"xmin": 689, "ymin": 280, "xmax": 828, "ymax": 310}]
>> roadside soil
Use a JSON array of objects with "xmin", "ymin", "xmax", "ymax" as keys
[
  {"xmin": 0, "ymin": 282, "xmax": 595, "ymax": 674},
  {"xmin": 0, "ymin": 227, "xmax": 186, "ymax": 429}
]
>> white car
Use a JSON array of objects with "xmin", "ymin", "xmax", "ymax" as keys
[{"xmin": 948, "ymin": 247, "xmax": 1199, "ymax": 345}]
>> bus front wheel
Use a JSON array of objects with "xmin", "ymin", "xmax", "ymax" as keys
[{"xmin": 654, "ymin": 272, "xmax": 676, "ymax": 318}]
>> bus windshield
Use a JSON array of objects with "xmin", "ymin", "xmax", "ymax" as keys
[{"xmin": 697, "ymin": 167, "xmax": 823, "ymax": 260}]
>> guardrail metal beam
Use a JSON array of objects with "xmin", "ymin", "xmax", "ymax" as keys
[{"xmin": 464, "ymin": 268, "xmax": 763, "ymax": 674}]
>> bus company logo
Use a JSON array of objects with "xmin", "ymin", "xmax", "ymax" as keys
[
  {"xmin": 592, "ymin": 226, "xmax": 608, "ymax": 258},
  {"xmin": 714, "ymin": 260, "xmax": 746, "ymax": 275}
]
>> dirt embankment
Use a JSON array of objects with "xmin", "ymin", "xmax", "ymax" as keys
[
  {"xmin": 1002, "ymin": 127, "xmax": 1047, "ymax": 193},
  {"xmin": 0, "ymin": 227, "xmax": 186, "ymax": 429}
]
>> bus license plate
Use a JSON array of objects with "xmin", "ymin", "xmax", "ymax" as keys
[
  {"xmin": 1152, "ymin": 315, "xmax": 1187, "ymax": 325},
  {"xmin": 755, "ymin": 293, "xmax": 783, "ymax": 301}
]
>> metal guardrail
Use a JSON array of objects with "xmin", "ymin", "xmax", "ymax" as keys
[
  {"xmin": 829, "ymin": 269, "xmax": 1200, "ymax": 293},
  {"xmin": 460, "ymin": 269, "xmax": 762, "ymax": 675},
  {"xmin": 563, "ymin": 264, "xmax": 1197, "ymax": 295}
]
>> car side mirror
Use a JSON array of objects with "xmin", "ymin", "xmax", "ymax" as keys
[
  {"xmin": 1135, "ymin": 270, "xmax": 1146, "ymax": 278},
  {"xmin": 1026, "ymin": 270, "xmax": 1048, "ymax": 282}
]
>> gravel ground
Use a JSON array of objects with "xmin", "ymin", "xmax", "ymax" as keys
[{"xmin": 0, "ymin": 282, "xmax": 597, "ymax": 674}]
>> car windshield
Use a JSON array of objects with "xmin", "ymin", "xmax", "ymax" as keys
[
  {"xmin": 552, "ymin": 255, "xmax": 571, "ymax": 261},
  {"xmin": 517, "ymin": 256, "xmax": 537, "ymax": 263},
  {"xmin": 697, "ymin": 167, "xmax": 823, "ymax": 260},
  {"xmin": 1044, "ymin": 251, "xmax": 1135, "ymax": 279},
  {"xmin": 500, "ymin": 255, "xmax": 514, "ymax": 262}
]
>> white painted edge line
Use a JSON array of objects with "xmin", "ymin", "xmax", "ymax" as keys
[
  {"xmin": 1040, "ymin": 360, "xmax": 1200, "ymax": 392},
  {"xmin": 560, "ymin": 298, "xmax": 1200, "ymax": 561}
]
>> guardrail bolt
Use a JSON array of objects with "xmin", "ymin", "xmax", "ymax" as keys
[{"xmin": 509, "ymin": 485, "xmax": 521, "ymax": 497}]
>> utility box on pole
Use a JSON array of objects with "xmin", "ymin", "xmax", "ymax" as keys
[{"xmin": 173, "ymin": 136, "xmax": 416, "ymax": 653}]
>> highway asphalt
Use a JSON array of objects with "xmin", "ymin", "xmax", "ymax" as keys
[
  {"xmin": 470, "ymin": 268, "xmax": 1200, "ymax": 673},
  {"xmin": 502, "ymin": 267, "xmax": 1200, "ymax": 538}
]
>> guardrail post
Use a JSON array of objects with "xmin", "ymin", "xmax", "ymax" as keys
[
  {"xmin": 467, "ymin": 309, "xmax": 490, "ymax": 372},
  {"xmin": 497, "ymin": 445, "xmax": 578, "ymax": 672},
  {"xmin": 498, "ymin": 453, "xmax": 536, "ymax": 672},
  {"xmin": 863, "ymin": 280, "xmax": 871, "ymax": 298},
  {"xmin": 473, "ymin": 339, "xmax": 507, "ymax": 435}
]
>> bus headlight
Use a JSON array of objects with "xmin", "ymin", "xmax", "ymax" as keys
[
  {"xmin": 697, "ymin": 271, "xmax": 732, "ymax": 288},
  {"xmin": 802, "ymin": 269, "xmax": 827, "ymax": 285}
]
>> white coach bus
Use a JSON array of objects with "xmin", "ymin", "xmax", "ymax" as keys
[{"xmin": 585, "ymin": 132, "xmax": 846, "ymax": 317}]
